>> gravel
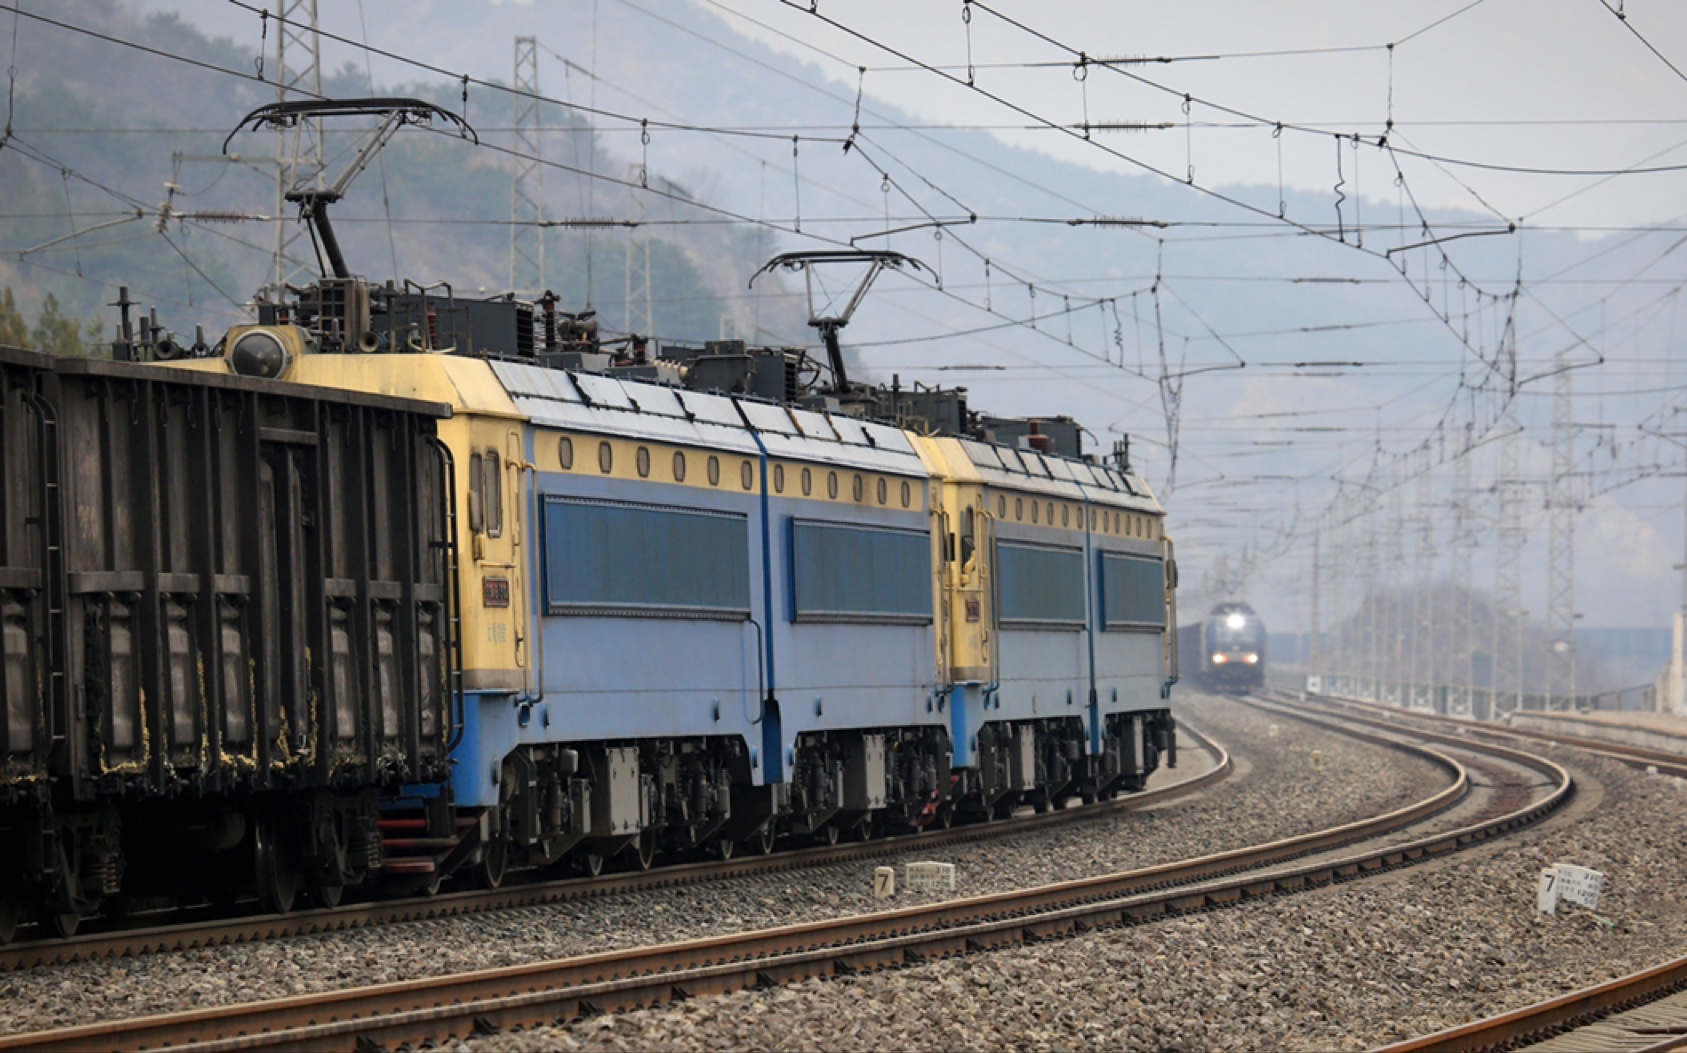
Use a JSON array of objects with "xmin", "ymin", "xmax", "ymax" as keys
[
  {"xmin": 457, "ymin": 716, "xmax": 1687, "ymax": 1052},
  {"xmin": 1, "ymin": 692, "xmax": 1468, "ymax": 1039}
]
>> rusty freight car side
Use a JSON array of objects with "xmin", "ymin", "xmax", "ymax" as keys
[{"xmin": 0, "ymin": 353, "xmax": 455, "ymax": 935}]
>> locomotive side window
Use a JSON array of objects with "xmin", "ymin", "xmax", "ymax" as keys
[
  {"xmin": 558, "ymin": 436, "xmax": 574, "ymax": 470},
  {"xmin": 741, "ymin": 461, "xmax": 754, "ymax": 490},
  {"xmin": 636, "ymin": 446, "xmax": 651, "ymax": 478},
  {"xmin": 877, "ymin": 478, "xmax": 888, "ymax": 505},
  {"xmin": 598, "ymin": 441, "xmax": 613, "ymax": 474},
  {"xmin": 901, "ymin": 480, "xmax": 911, "ymax": 508},
  {"xmin": 774, "ymin": 464, "xmax": 785, "ymax": 493},
  {"xmin": 852, "ymin": 474, "xmax": 864, "ymax": 502},
  {"xmin": 673, "ymin": 450, "xmax": 687, "ymax": 481},
  {"xmin": 998, "ymin": 495, "xmax": 1006, "ymax": 518},
  {"xmin": 486, "ymin": 450, "xmax": 503, "ymax": 537},
  {"xmin": 707, "ymin": 455, "xmax": 721, "ymax": 486},
  {"xmin": 827, "ymin": 471, "xmax": 839, "ymax": 499},
  {"xmin": 801, "ymin": 466, "xmax": 813, "ymax": 496},
  {"xmin": 468, "ymin": 452, "xmax": 484, "ymax": 534}
]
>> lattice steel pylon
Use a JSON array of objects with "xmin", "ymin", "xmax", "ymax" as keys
[
  {"xmin": 1546, "ymin": 353, "xmax": 1578, "ymax": 709},
  {"xmin": 509, "ymin": 36, "xmax": 544, "ymax": 297},
  {"xmin": 1383, "ymin": 459, "xmax": 1406, "ymax": 705},
  {"xmin": 1411, "ymin": 447, "xmax": 1435, "ymax": 711},
  {"xmin": 625, "ymin": 163, "xmax": 652, "ymax": 337},
  {"xmin": 1308, "ymin": 528, "xmax": 1321, "ymax": 674},
  {"xmin": 1448, "ymin": 426, "xmax": 1475, "ymax": 718},
  {"xmin": 1492, "ymin": 415, "xmax": 1525, "ymax": 718},
  {"xmin": 270, "ymin": 0, "xmax": 325, "ymax": 300}
]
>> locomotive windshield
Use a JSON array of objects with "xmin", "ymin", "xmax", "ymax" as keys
[{"xmin": 1207, "ymin": 613, "xmax": 1263, "ymax": 651}]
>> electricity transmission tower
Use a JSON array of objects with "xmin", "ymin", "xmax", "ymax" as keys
[
  {"xmin": 510, "ymin": 36, "xmax": 544, "ymax": 296},
  {"xmin": 624, "ymin": 164, "xmax": 652, "ymax": 337},
  {"xmin": 270, "ymin": 0, "xmax": 325, "ymax": 300},
  {"xmin": 1411, "ymin": 448, "xmax": 1435, "ymax": 711},
  {"xmin": 1546, "ymin": 354, "xmax": 1578, "ymax": 710},
  {"xmin": 1492, "ymin": 417, "xmax": 1525, "ymax": 719},
  {"xmin": 1448, "ymin": 427, "xmax": 1476, "ymax": 718}
]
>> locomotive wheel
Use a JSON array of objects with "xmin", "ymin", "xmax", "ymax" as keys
[
  {"xmin": 581, "ymin": 851, "xmax": 605, "ymax": 878},
  {"xmin": 46, "ymin": 908, "xmax": 80, "ymax": 940},
  {"xmin": 475, "ymin": 831, "xmax": 510, "ymax": 890},
  {"xmin": 712, "ymin": 836, "xmax": 736, "ymax": 861},
  {"xmin": 0, "ymin": 897, "xmax": 18, "ymax": 944},
  {"xmin": 254, "ymin": 814, "xmax": 298, "ymax": 915},
  {"xmin": 935, "ymin": 804, "xmax": 956, "ymax": 829},
  {"xmin": 850, "ymin": 816, "xmax": 876, "ymax": 842},
  {"xmin": 752, "ymin": 823, "xmax": 777, "ymax": 856},
  {"xmin": 310, "ymin": 881, "xmax": 345, "ymax": 909},
  {"xmin": 816, "ymin": 824, "xmax": 841, "ymax": 847},
  {"xmin": 631, "ymin": 831, "xmax": 658, "ymax": 871}
]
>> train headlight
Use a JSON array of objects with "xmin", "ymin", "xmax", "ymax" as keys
[
  {"xmin": 1211, "ymin": 653, "xmax": 1227, "ymax": 664},
  {"xmin": 1244, "ymin": 653, "xmax": 1259, "ymax": 664},
  {"xmin": 1225, "ymin": 613, "xmax": 1246, "ymax": 629},
  {"xmin": 229, "ymin": 329, "xmax": 291, "ymax": 379}
]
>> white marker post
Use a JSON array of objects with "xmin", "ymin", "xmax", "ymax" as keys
[
  {"xmin": 903, "ymin": 861, "xmax": 957, "ymax": 892},
  {"xmin": 874, "ymin": 866, "xmax": 896, "ymax": 899},
  {"xmin": 1537, "ymin": 863, "xmax": 1605, "ymax": 914}
]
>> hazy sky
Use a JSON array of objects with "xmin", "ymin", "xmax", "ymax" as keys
[{"xmin": 702, "ymin": 0, "xmax": 1687, "ymax": 231}]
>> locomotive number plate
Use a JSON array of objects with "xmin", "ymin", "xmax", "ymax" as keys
[
  {"xmin": 965, "ymin": 598, "xmax": 981, "ymax": 622},
  {"xmin": 483, "ymin": 576, "xmax": 511, "ymax": 607}
]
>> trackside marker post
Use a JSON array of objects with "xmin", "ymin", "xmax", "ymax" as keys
[
  {"xmin": 874, "ymin": 866, "xmax": 895, "ymax": 899},
  {"xmin": 904, "ymin": 861, "xmax": 956, "ymax": 892},
  {"xmin": 1537, "ymin": 864, "xmax": 1605, "ymax": 914}
]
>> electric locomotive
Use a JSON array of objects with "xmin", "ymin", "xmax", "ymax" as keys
[
  {"xmin": 1177, "ymin": 602, "xmax": 1267, "ymax": 692},
  {"xmin": 0, "ymin": 99, "xmax": 1181, "ymax": 935}
]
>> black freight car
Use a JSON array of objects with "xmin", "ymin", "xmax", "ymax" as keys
[{"xmin": 0, "ymin": 351, "xmax": 455, "ymax": 938}]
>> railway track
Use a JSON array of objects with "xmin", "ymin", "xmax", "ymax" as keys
[
  {"xmin": 1281, "ymin": 687, "xmax": 1687, "ymax": 1053},
  {"xmin": 1, "ymin": 722, "xmax": 1233, "ymax": 974},
  {"xmin": 1376, "ymin": 953, "xmax": 1687, "ymax": 1053},
  {"xmin": 1295, "ymin": 688, "xmax": 1687, "ymax": 780},
  {"xmin": 0, "ymin": 699, "xmax": 1571, "ymax": 1053}
]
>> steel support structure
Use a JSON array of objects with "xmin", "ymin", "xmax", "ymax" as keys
[
  {"xmin": 624, "ymin": 164, "xmax": 652, "ymax": 338},
  {"xmin": 1448, "ymin": 427, "xmax": 1476, "ymax": 718},
  {"xmin": 1546, "ymin": 353, "xmax": 1577, "ymax": 710},
  {"xmin": 271, "ymin": 0, "xmax": 324, "ymax": 301},
  {"xmin": 1411, "ymin": 448, "xmax": 1435, "ymax": 711},
  {"xmin": 510, "ymin": 36, "xmax": 545, "ymax": 297},
  {"xmin": 1492, "ymin": 417, "xmax": 1525, "ymax": 718}
]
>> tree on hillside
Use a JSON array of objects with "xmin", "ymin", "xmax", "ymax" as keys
[
  {"xmin": 0, "ymin": 288, "xmax": 105, "ymax": 356},
  {"xmin": 0, "ymin": 289, "xmax": 29, "ymax": 347}
]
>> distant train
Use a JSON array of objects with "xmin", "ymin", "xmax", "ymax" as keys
[
  {"xmin": 0, "ymin": 102, "xmax": 1182, "ymax": 939},
  {"xmin": 1176, "ymin": 602, "xmax": 1266, "ymax": 692}
]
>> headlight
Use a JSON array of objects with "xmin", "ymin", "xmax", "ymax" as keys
[
  {"xmin": 1211, "ymin": 653, "xmax": 1227, "ymax": 664},
  {"xmin": 1244, "ymin": 653, "xmax": 1259, "ymax": 664},
  {"xmin": 229, "ymin": 329, "xmax": 291, "ymax": 379}
]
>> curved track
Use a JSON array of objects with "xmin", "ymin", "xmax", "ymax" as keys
[
  {"xmin": 1376, "ymin": 953, "xmax": 1687, "ymax": 1053},
  {"xmin": 1, "ymin": 722, "xmax": 1232, "ymax": 973},
  {"xmin": 0, "ymin": 700, "xmax": 1572, "ymax": 1053}
]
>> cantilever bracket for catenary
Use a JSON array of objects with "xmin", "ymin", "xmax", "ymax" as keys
[
  {"xmin": 749, "ymin": 251, "xmax": 928, "ymax": 394},
  {"xmin": 225, "ymin": 98, "xmax": 478, "ymax": 278}
]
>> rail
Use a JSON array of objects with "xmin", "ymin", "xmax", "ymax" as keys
[{"xmin": 0, "ymin": 702, "xmax": 1574, "ymax": 1053}]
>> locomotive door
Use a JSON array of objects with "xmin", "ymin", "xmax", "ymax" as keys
[{"xmin": 461, "ymin": 420, "xmax": 524, "ymax": 688}]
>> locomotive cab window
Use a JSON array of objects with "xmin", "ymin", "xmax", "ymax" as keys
[
  {"xmin": 485, "ymin": 449, "xmax": 503, "ymax": 537},
  {"xmin": 468, "ymin": 452, "xmax": 484, "ymax": 534}
]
